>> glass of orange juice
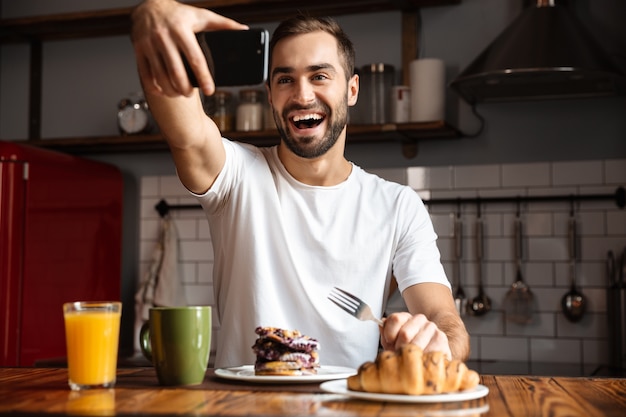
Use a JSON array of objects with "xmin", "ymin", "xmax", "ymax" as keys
[{"xmin": 63, "ymin": 301, "xmax": 122, "ymax": 391}]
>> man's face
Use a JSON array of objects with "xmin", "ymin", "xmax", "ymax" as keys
[{"xmin": 267, "ymin": 31, "xmax": 358, "ymax": 159}]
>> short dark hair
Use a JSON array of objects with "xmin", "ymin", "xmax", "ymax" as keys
[{"xmin": 269, "ymin": 14, "xmax": 355, "ymax": 81}]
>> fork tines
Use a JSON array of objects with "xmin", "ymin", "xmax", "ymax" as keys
[{"xmin": 327, "ymin": 286, "xmax": 359, "ymax": 314}]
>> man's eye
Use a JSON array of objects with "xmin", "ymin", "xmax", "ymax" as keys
[
  {"xmin": 312, "ymin": 74, "xmax": 328, "ymax": 81},
  {"xmin": 277, "ymin": 77, "xmax": 292, "ymax": 84}
]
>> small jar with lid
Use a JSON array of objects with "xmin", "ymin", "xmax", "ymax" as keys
[
  {"xmin": 236, "ymin": 89, "xmax": 263, "ymax": 132},
  {"xmin": 206, "ymin": 90, "xmax": 234, "ymax": 132}
]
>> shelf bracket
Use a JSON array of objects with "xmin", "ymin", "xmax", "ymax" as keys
[{"xmin": 401, "ymin": 141, "xmax": 419, "ymax": 158}]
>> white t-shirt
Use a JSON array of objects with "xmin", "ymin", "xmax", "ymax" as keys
[{"xmin": 194, "ymin": 139, "xmax": 450, "ymax": 369}]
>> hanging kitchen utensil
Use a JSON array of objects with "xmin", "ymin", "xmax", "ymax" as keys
[
  {"xmin": 561, "ymin": 202, "xmax": 587, "ymax": 322},
  {"xmin": 504, "ymin": 202, "xmax": 534, "ymax": 324},
  {"xmin": 617, "ymin": 247, "xmax": 626, "ymax": 372},
  {"xmin": 467, "ymin": 201, "xmax": 491, "ymax": 316},
  {"xmin": 453, "ymin": 204, "xmax": 466, "ymax": 316},
  {"xmin": 606, "ymin": 250, "xmax": 621, "ymax": 371}
]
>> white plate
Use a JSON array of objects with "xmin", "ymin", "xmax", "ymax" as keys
[
  {"xmin": 320, "ymin": 379, "xmax": 489, "ymax": 403},
  {"xmin": 214, "ymin": 365, "xmax": 356, "ymax": 383}
]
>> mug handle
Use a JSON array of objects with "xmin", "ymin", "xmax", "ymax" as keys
[{"xmin": 139, "ymin": 321, "xmax": 152, "ymax": 362}]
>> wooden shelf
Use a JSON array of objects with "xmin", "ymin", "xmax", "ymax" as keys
[
  {"xmin": 0, "ymin": 0, "xmax": 462, "ymax": 155},
  {"xmin": 11, "ymin": 121, "xmax": 460, "ymax": 154},
  {"xmin": 0, "ymin": 0, "xmax": 460, "ymax": 43}
]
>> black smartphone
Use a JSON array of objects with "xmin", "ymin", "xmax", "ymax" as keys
[{"xmin": 184, "ymin": 28, "xmax": 269, "ymax": 87}]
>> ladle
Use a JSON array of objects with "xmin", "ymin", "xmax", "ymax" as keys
[
  {"xmin": 467, "ymin": 202, "xmax": 491, "ymax": 316},
  {"xmin": 453, "ymin": 206, "xmax": 466, "ymax": 316},
  {"xmin": 561, "ymin": 204, "xmax": 587, "ymax": 322}
]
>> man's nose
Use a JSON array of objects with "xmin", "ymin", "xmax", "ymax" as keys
[{"xmin": 292, "ymin": 80, "xmax": 315, "ymax": 104}]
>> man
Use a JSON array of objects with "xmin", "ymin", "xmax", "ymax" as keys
[{"xmin": 131, "ymin": 0, "xmax": 470, "ymax": 369}]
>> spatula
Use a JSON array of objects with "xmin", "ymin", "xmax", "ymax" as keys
[{"xmin": 504, "ymin": 207, "xmax": 534, "ymax": 324}]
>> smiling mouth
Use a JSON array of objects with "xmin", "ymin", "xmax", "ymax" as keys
[{"xmin": 291, "ymin": 113, "xmax": 325, "ymax": 130}]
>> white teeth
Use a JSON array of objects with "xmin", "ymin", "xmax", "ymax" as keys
[{"xmin": 292, "ymin": 113, "xmax": 322, "ymax": 122}]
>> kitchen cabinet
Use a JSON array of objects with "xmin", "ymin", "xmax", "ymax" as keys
[{"xmin": 0, "ymin": 0, "xmax": 462, "ymax": 156}]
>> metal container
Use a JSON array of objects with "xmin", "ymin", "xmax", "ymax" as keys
[{"xmin": 357, "ymin": 63, "xmax": 395, "ymax": 124}]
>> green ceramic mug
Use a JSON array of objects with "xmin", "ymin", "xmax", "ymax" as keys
[{"xmin": 139, "ymin": 306, "xmax": 211, "ymax": 386}]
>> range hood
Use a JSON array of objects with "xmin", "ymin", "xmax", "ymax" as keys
[{"xmin": 450, "ymin": 0, "xmax": 626, "ymax": 103}]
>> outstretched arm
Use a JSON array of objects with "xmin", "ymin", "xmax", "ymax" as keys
[{"xmin": 131, "ymin": 0, "xmax": 248, "ymax": 194}]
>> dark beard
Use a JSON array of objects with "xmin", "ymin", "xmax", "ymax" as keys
[{"xmin": 275, "ymin": 96, "xmax": 348, "ymax": 159}]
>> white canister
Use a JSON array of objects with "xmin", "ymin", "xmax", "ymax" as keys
[
  {"xmin": 390, "ymin": 86, "xmax": 410, "ymax": 123},
  {"xmin": 409, "ymin": 58, "xmax": 446, "ymax": 122},
  {"xmin": 236, "ymin": 89, "xmax": 263, "ymax": 132}
]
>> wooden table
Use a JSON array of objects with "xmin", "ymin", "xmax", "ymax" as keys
[{"xmin": 1, "ymin": 367, "xmax": 625, "ymax": 416}]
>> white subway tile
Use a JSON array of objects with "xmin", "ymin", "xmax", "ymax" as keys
[
  {"xmin": 505, "ymin": 312, "xmax": 555, "ymax": 337},
  {"xmin": 482, "ymin": 213, "xmax": 503, "ymax": 237},
  {"xmin": 556, "ymin": 313, "xmax": 606, "ymax": 338},
  {"xmin": 140, "ymin": 197, "xmax": 161, "ymax": 220},
  {"xmin": 528, "ymin": 237, "xmax": 567, "ymax": 262},
  {"xmin": 553, "ymin": 161, "xmax": 603, "ymax": 186},
  {"xmin": 160, "ymin": 175, "xmax": 188, "ymax": 196},
  {"xmin": 468, "ymin": 337, "xmax": 480, "ymax": 360},
  {"xmin": 480, "ymin": 336, "xmax": 529, "ymax": 361},
  {"xmin": 531, "ymin": 338, "xmax": 581, "ymax": 363},
  {"xmin": 369, "ymin": 168, "xmax": 407, "ymax": 185},
  {"xmin": 523, "ymin": 262, "xmax": 554, "ymax": 287},
  {"xmin": 583, "ymin": 237, "xmax": 626, "ymax": 261},
  {"xmin": 502, "ymin": 163, "xmax": 550, "ymax": 188},
  {"xmin": 181, "ymin": 262, "xmax": 196, "ymax": 284},
  {"xmin": 487, "ymin": 237, "xmax": 513, "ymax": 262},
  {"xmin": 179, "ymin": 240, "xmax": 213, "ymax": 262},
  {"xmin": 530, "ymin": 288, "xmax": 565, "ymax": 313},
  {"xmin": 577, "ymin": 211, "xmax": 606, "ymax": 236},
  {"xmin": 139, "ymin": 219, "xmax": 159, "ymax": 240},
  {"xmin": 407, "ymin": 166, "xmax": 453, "ymax": 190},
  {"xmin": 174, "ymin": 218, "xmax": 199, "ymax": 240},
  {"xmin": 583, "ymin": 339, "xmax": 609, "ymax": 367},
  {"xmin": 463, "ymin": 311, "xmax": 504, "ymax": 335},
  {"xmin": 454, "ymin": 165, "xmax": 500, "ymax": 189},
  {"xmin": 197, "ymin": 262, "xmax": 213, "ymax": 285},
  {"xmin": 140, "ymin": 176, "xmax": 159, "ymax": 197},
  {"xmin": 483, "ymin": 263, "xmax": 505, "ymax": 286},
  {"xmin": 606, "ymin": 211, "xmax": 626, "ymax": 236},
  {"xmin": 605, "ymin": 159, "xmax": 626, "ymax": 184},
  {"xmin": 525, "ymin": 212, "xmax": 553, "ymax": 236}
]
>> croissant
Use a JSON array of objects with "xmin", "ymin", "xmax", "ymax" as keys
[{"xmin": 347, "ymin": 345, "xmax": 480, "ymax": 395}]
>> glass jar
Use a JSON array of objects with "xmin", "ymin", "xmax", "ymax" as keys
[
  {"xmin": 358, "ymin": 63, "xmax": 395, "ymax": 124},
  {"xmin": 236, "ymin": 89, "xmax": 263, "ymax": 132},
  {"xmin": 207, "ymin": 90, "xmax": 234, "ymax": 132}
]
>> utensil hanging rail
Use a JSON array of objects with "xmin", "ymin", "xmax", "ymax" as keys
[
  {"xmin": 154, "ymin": 186, "xmax": 625, "ymax": 217},
  {"xmin": 423, "ymin": 186, "xmax": 625, "ymax": 208}
]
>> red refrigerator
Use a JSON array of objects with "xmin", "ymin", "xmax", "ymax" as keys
[{"xmin": 0, "ymin": 141, "xmax": 123, "ymax": 366}]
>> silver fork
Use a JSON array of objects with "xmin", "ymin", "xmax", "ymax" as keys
[{"xmin": 327, "ymin": 287, "xmax": 383, "ymax": 326}]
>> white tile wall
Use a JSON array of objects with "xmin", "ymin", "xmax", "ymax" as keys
[
  {"xmin": 138, "ymin": 159, "xmax": 626, "ymax": 374},
  {"xmin": 408, "ymin": 158, "xmax": 626, "ymax": 375}
]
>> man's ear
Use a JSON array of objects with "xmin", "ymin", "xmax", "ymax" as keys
[{"xmin": 348, "ymin": 73, "xmax": 359, "ymax": 107}]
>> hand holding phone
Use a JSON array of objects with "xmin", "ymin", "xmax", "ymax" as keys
[{"xmin": 184, "ymin": 29, "xmax": 269, "ymax": 88}]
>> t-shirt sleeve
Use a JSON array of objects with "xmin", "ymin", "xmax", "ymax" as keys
[
  {"xmin": 392, "ymin": 188, "xmax": 451, "ymax": 293},
  {"xmin": 190, "ymin": 138, "xmax": 257, "ymax": 216}
]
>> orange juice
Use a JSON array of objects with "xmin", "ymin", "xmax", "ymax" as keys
[{"xmin": 63, "ymin": 302, "xmax": 121, "ymax": 389}]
